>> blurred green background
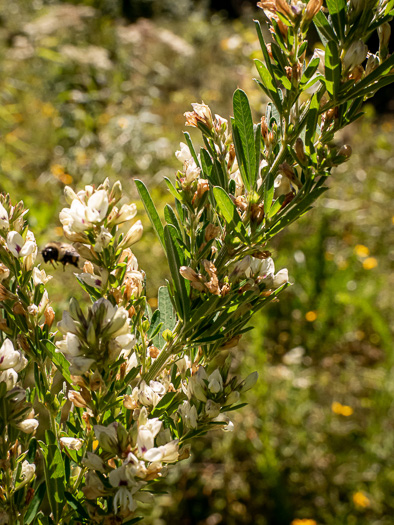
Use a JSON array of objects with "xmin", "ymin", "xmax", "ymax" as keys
[{"xmin": 0, "ymin": 1, "xmax": 393, "ymax": 524}]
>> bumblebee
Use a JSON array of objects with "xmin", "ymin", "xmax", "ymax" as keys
[{"xmin": 42, "ymin": 242, "xmax": 79, "ymax": 269}]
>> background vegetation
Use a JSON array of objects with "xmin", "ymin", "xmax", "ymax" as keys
[{"xmin": 0, "ymin": 1, "xmax": 393, "ymax": 523}]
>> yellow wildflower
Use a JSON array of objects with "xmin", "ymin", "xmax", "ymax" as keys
[
  {"xmin": 354, "ymin": 244, "xmax": 370, "ymax": 257},
  {"xmin": 331, "ymin": 402, "xmax": 354, "ymax": 416},
  {"xmin": 362, "ymin": 257, "xmax": 378, "ymax": 270},
  {"xmin": 305, "ymin": 311, "xmax": 317, "ymax": 322},
  {"xmin": 353, "ymin": 491, "xmax": 370, "ymax": 508}
]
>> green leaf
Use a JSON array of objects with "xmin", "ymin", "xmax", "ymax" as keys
[
  {"xmin": 147, "ymin": 309, "xmax": 161, "ymax": 338},
  {"xmin": 43, "ymin": 340, "xmax": 71, "ymax": 384},
  {"xmin": 313, "ymin": 11, "xmax": 337, "ymax": 45},
  {"xmin": 305, "ymin": 93, "xmax": 320, "ymax": 155},
  {"xmin": 263, "ymin": 171, "xmax": 275, "ymax": 216},
  {"xmin": 326, "ymin": 0, "xmax": 346, "ymax": 41},
  {"xmin": 164, "ymin": 204, "xmax": 182, "ymax": 235},
  {"xmin": 254, "ymin": 60, "xmax": 283, "ymax": 112},
  {"xmin": 64, "ymin": 491, "xmax": 89, "ymax": 520},
  {"xmin": 154, "ymin": 286, "xmax": 176, "ymax": 348},
  {"xmin": 213, "ymin": 186, "xmax": 247, "ymax": 241},
  {"xmin": 232, "ymin": 89, "xmax": 257, "ymax": 191},
  {"xmin": 164, "ymin": 226, "xmax": 189, "ymax": 321},
  {"xmin": 183, "ymin": 132, "xmax": 200, "ymax": 167},
  {"xmin": 164, "ymin": 177, "xmax": 183, "ymax": 202},
  {"xmin": 135, "ymin": 179, "xmax": 165, "ymax": 251},
  {"xmin": 41, "ymin": 431, "xmax": 65, "ymax": 523},
  {"xmin": 300, "ymin": 57, "xmax": 320, "ymax": 86},
  {"xmin": 324, "ymin": 41, "xmax": 341, "ymax": 99},
  {"xmin": 24, "ymin": 483, "xmax": 46, "ymax": 524}
]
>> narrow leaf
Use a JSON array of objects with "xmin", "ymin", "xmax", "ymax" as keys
[
  {"xmin": 135, "ymin": 179, "xmax": 165, "ymax": 251},
  {"xmin": 254, "ymin": 60, "xmax": 283, "ymax": 111},
  {"xmin": 41, "ymin": 431, "xmax": 65, "ymax": 523},
  {"xmin": 326, "ymin": 0, "xmax": 346, "ymax": 41},
  {"xmin": 324, "ymin": 41, "xmax": 341, "ymax": 98},
  {"xmin": 233, "ymin": 89, "xmax": 257, "ymax": 190},
  {"xmin": 164, "ymin": 226, "xmax": 189, "ymax": 321},
  {"xmin": 213, "ymin": 187, "xmax": 247, "ymax": 240}
]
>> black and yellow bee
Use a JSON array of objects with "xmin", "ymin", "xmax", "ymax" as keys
[{"xmin": 42, "ymin": 242, "xmax": 79, "ymax": 269}]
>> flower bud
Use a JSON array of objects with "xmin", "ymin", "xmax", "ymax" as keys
[
  {"xmin": 110, "ymin": 181, "xmax": 122, "ymax": 203},
  {"xmin": 337, "ymin": 144, "xmax": 352, "ymax": 158},
  {"xmin": 64, "ymin": 186, "xmax": 78, "ymax": 205},
  {"xmin": 94, "ymin": 423, "xmax": 119, "ymax": 453},
  {"xmin": 119, "ymin": 220, "xmax": 143, "ymax": 249},
  {"xmin": 0, "ymin": 263, "xmax": 10, "ymax": 282},
  {"xmin": 44, "ymin": 306, "xmax": 55, "ymax": 328},
  {"xmin": 205, "ymin": 400, "xmax": 221, "ymax": 418},
  {"xmin": 343, "ymin": 41, "xmax": 368, "ymax": 72},
  {"xmin": 60, "ymin": 437, "xmax": 83, "ymax": 451},
  {"xmin": 304, "ymin": 0, "xmax": 323, "ymax": 20},
  {"xmin": 17, "ymin": 419, "xmax": 39, "ymax": 434},
  {"xmin": 378, "ymin": 23, "xmax": 391, "ymax": 59},
  {"xmin": 295, "ymin": 138, "xmax": 305, "ymax": 162},
  {"xmin": 68, "ymin": 390, "xmax": 89, "ymax": 408},
  {"xmin": 149, "ymin": 346, "xmax": 160, "ymax": 358},
  {"xmin": 179, "ymin": 266, "xmax": 199, "ymax": 282}
]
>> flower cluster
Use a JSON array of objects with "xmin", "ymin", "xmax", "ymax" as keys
[
  {"xmin": 57, "ymin": 297, "xmax": 135, "ymax": 377},
  {"xmin": 60, "ymin": 179, "xmax": 142, "ymax": 264}
]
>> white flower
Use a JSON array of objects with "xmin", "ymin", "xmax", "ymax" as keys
[
  {"xmin": 17, "ymin": 419, "xmax": 39, "ymax": 434},
  {"xmin": 94, "ymin": 423, "xmax": 118, "ymax": 452},
  {"xmin": 78, "ymin": 272, "xmax": 104, "ymax": 289},
  {"xmin": 69, "ymin": 357, "xmax": 95, "ymax": 375},
  {"xmin": 6, "ymin": 232, "xmax": 36, "ymax": 258},
  {"xmin": 175, "ymin": 356, "xmax": 191, "ymax": 375},
  {"xmin": 274, "ymin": 174, "xmax": 292, "ymax": 197},
  {"xmin": 0, "ymin": 368, "xmax": 18, "ymax": 390},
  {"xmin": 109, "ymin": 466, "xmax": 142, "ymax": 514},
  {"xmin": 115, "ymin": 334, "xmax": 136, "ymax": 353},
  {"xmin": 343, "ymin": 41, "xmax": 368, "ymax": 71},
  {"xmin": 178, "ymin": 401, "xmax": 198, "ymax": 429},
  {"xmin": 205, "ymin": 400, "xmax": 221, "ymax": 418},
  {"xmin": 187, "ymin": 367, "xmax": 208, "ymax": 402},
  {"xmin": 183, "ymin": 158, "xmax": 201, "ymax": 184},
  {"xmin": 137, "ymin": 417, "xmax": 162, "ymax": 457},
  {"xmin": 112, "ymin": 203, "xmax": 137, "ymax": 225},
  {"xmin": 118, "ymin": 220, "xmax": 143, "ymax": 249},
  {"xmin": 144, "ymin": 440, "xmax": 179, "ymax": 463},
  {"xmin": 94, "ymin": 226, "xmax": 112, "ymax": 252},
  {"xmin": 191, "ymin": 102, "xmax": 212, "ymax": 122},
  {"xmin": 82, "ymin": 452, "xmax": 106, "ymax": 472},
  {"xmin": 136, "ymin": 381, "xmax": 160, "ymax": 407},
  {"xmin": 60, "ymin": 199, "xmax": 90, "ymax": 233},
  {"xmin": 15, "ymin": 461, "xmax": 36, "ymax": 491},
  {"xmin": 208, "ymin": 370, "xmax": 223, "ymax": 394},
  {"xmin": 85, "ymin": 190, "xmax": 109, "ymax": 223},
  {"xmin": 0, "ymin": 203, "xmax": 9, "ymax": 230},
  {"xmin": 23, "ymin": 230, "xmax": 38, "ymax": 270},
  {"xmin": 56, "ymin": 333, "xmax": 81, "ymax": 357},
  {"xmin": 272, "ymin": 268, "xmax": 289, "ymax": 288},
  {"xmin": 106, "ymin": 306, "xmax": 130, "ymax": 337},
  {"xmin": 32, "ymin": 267, "xmax": 52, "ymax": 286},
  {"xmin": 82, "ymin": 471, "xmax": 106, "ymax": 499},
  {"xmin": 0, "ymin": 340, "xmax": 24, "ymax": 371},
  {"xmin": 175, "ymin": 142, "xmax": 192, "ymax": 163},
  {"xmin": 60, "ymin": 437, "xmax": 83, "ymax": 450}
]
